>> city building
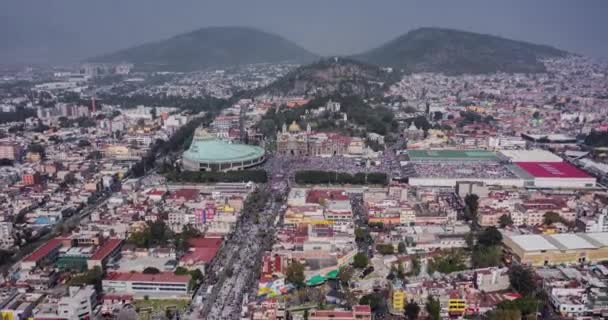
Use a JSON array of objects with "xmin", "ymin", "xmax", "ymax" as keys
[
  {"xmin": 102, "ymin": 272, "xmax": 191, "ymax": 298},
  {"xmin": 182, "ymin": 128, "xmax": 265, "ymax": 172},
  {"xmin": 308, "ymin": 305, "xmax": 372, "ymax": 320},
  {"xmin": 503, "ymin": 232, "xmax": 608, "ymax": 266},
  {"xmin": 0, "ymin": 143, "xmax": 21, "ymax": 161},
  {"xmin": 276, "ymin": 122, "xmax": 363, "ymax": 157},
  {"xmin": 57, "ymin": 286, "xmax": 97, "ymax": 320},
  {"xmin": 0, "ymin": 222, "xmax": 14, "ymax": 248}
]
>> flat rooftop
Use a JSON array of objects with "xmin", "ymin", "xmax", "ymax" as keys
[
  {"xmin": 407, "ymin": 149, "xmax": 499, "ymax": 161},
  {"xmin": 508, "ymin": 232, "xmax": 608, "ymax": 252},
  {"xmin": 105, "ymin": 272, "xmax": 189, "ymax": 284},
  {"xmin": 499, "ymin": 149, "xmax": 563, "ymax": 163},
  {"xmin": 509, "ymin": 234, "xmax": 558, "ymax": 251},
  {"xmin": 547, "ymin": 234, "xmax": 596, "ymax": 250},
  {"xmin": 117, "ymin": 256, "xmax": 174, "ymax": 272},
  {"xmin": 515, "ymin": 162, "xmax": 592, "ymax": 179}
]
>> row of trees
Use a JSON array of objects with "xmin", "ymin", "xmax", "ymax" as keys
[
  {"xmin": 294, "ymin": 170, "xmax": 388, "ymax": 185},
  {"xmin": 0, "ymin": 107, "xmax": 37, "ymax": 124},
  {"xmin": 164, "ymin": 169, "xmax": 268, "ymax": 184},
  {"xmin": 127, "ymin": 220, "xmax": 202, "ymax": 255}
]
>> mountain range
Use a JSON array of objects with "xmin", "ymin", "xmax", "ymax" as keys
[
  {"xmin": 352, "ymin": 27, "xmax": 568, "ymax": 74},
  {"xmin": 90, "ymin": 26, "xmax": 569, "ymax": 74},
  {"xmin": 88, "ymin": 27, "xmax": 317, "ymax": 72}
]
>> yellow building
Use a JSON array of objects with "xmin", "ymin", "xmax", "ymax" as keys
[
  {"xmin": 448, "ymin": 298, "xmax": 466, "ymax": 316},
  {"xmin": 503, "ymin": 232, "xmax": 608, "ymax": 266},
  {"xmin": 26, "ymin": 152, "xmax": 41, "ymax": 162},
  {"xmin": 392, "ymin": 288, "xmax": 406, "ymax": 312},
  {"xmin": 466, "ymin": 105, "xmax": 486, "ymax": 113}
]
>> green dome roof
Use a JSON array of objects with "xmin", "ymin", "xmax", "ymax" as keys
[{"xmin": 183, "ymin": 138, "xmax": 265, "ymax": 163}]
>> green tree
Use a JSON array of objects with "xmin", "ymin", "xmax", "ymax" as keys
[
  {"xmin": 463, "ymin": 193, "xmax": 479, "ymax": 221},
  {"xmin": 488, "ymin": 309, "xmax": 522, "ymax": 320},
  {"xmin": 257, "ymin": 119, "xmax": 277, "ymax": 138},
  {"xmin": 477, "ymin": 227, "xmax": 503, "ymax": 247},
  {"xmin": 472, "ymin": 245, "xmax": 503, "ymax": 268},
  {"xmin": 67, "ymin": 266, "xmax": 104, "ymax": 291},
  {"xmin": 499, "ymin": 214, "xmax": 513, "ymax": 228},
  {"xmin": 398, "ymin": 241, "xmax": 406, "ymax": 254},
  {"xmin": 408, "ymin": 255, "xmax": 421, "ymax": 276},
  {"xmin": 353, "ymin": 253, "xmax": 369, "ymax": 269},
  {"xmin": 543, "ymin": 211, "xmax": 565, "ymax": 226},
  {"xmin": 425, "ymin": 295, "xmax": 441, "ymax": 320},
  {"xmin": 404, "ymin": 300, "xmax": 420, "ymax": 319},
  {"xmin": 143, "ymin": 267, "xmax": 160, "ymax": 274},
  {"xmin": 359, "ymin": 293, "xmax": 382, "ymax": 311},
  {"xmin": 465, "ymin": 232, "xmax": 475, "ymax": 249},
  {"xmin": 285, "ymin": 260, "xmax": 305, "ymax": 288},
  {"xmin": 188, "ymin": 269, "xmax": 203, "ymax": 291},
  {"xmin": 376, "ymin": 243, "xmax": 394, "ymax": 255},
  {"xmin": 355, "ymin": 227, "xmax": 366, "ymax": 241},
  {"xmin": 497, "ymin": 296, "xmax": 539, "ymax": 316},
  {"xmin": 427, "ymin": 249, "xmax": 466, "ymax": 274},
  {"xmin": 174, "ymin": 267, "xmax": 189, "ymax": 275},
  {"xmin": 508, "ymin": 265, "xmax": 537, "ymax": 296},
  {"xmin": 338, "ymin": 266, "xmax": 354, "ymax": 287}
]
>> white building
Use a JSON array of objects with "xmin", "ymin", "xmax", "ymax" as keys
[
  {"xmin": 58, "ymin": 286, "xmax": 97, "ymax": 320},
  {"xmin": 0, "ymin": 222, "xmax": 15, "ymax": 248},
  {"xmin": 488, "ymin": 136, "xmax": 527, "ymax": 149},
  {"xmin": 584, "ymin": 212, "xmax": 608, "ymax": 233},
  {"xmin": 102, "ymin": 272, "xmax": 190, "ymax": 298}
]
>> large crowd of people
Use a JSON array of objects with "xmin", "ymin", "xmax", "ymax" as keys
[{"xmin": 411, "ymin": 162, "xmax": 518, "ymax": 179}]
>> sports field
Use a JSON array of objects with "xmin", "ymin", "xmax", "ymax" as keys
[{"xmin": 407, "ymin": 149, "xmax": 499, "ymax": 161}]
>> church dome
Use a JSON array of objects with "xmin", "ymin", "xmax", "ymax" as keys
[{"xmin": 288, "ymin": 121, "xmax": 301, "ymax": 132}]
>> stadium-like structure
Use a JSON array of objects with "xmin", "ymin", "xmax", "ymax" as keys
[{"xmin": 182, "ymin": 128, "xmax": 265, "ymax": 172}]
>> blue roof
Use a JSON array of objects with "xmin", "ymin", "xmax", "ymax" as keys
[{"xmin": 183, "ymin": 138, "xmax": 265, "ymax": 163}]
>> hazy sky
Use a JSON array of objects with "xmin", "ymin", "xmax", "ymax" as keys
[{"xmin": 1, "ymin": 0, "xmax": 607, "ymax": 64}]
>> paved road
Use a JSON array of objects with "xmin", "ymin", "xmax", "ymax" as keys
[
  {"xmin": 190, "ymin": 186, "xmax": 286, "ymax": 320},
  {"xmin": 350, "ymin": 193, "xmax": 372, "ymax": 257}
]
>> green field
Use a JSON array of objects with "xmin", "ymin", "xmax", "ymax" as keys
[
  {"xmin": 407, "ymin": 149, "xmax": 499, "ymax": 161},
  {"xmin": 134, "ymin": 299, "xmax": 189, "ymax": 318}
]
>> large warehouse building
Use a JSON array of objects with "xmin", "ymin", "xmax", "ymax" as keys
[
  {"xmin": 406, "ymin": 149, "xmax": 596, "ymax": 189},
  {"xmin": 503, "ymin": 232, "xmax": 608, "ymax": 266},
  {"xmin": 514, "ymin": 161, "xmax": 596, "ymax": 189},
  {"xmin": 182, "ymin": 128, "xmax": 265, "ymax": 172},
  {"xmin": 406, "ymin": 149, "xmax": 523, "ymax": 188}
]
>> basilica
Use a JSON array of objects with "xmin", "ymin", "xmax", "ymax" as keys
[{"xmin": 276, "ymin": 121, "xmax": 365, "ymax": 157}]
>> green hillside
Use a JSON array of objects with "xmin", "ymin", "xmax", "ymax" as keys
[
  {"xmin": 353, "ymin": 27, "xmax": 568, "ymax": 74},
  {"xmin": 89, "ymin": 26, "xmax": 318, "ymax": 72}
]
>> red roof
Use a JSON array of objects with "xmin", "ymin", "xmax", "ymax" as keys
[
  {"xmin": 169, "ymin": 189, "xmax": 199, "ymax": 201},
  {"xmin": 515, "ymin": 162, "xmax": 592, "ymax": 178},
  {"xmin": 147, "ymin": 189, "xmax": 166, "ymax": 196},
  {"xmin": 353, "ymin": 305, "xmax": 372, "ymax": 313},
  {"xmin": 310, "ymin": 310, "xmax": 354, "ymax": 317},
  {"xmin": 187, "ymin": 237, "xmax": 222, "ymax": 249},
  {"xmin": 102, "ymin": 293, "xmax": 133, "ymax": 300},
  {"xmin": 180, "ymin": 237, "xmax": 222, "ymax": 265},
  {"xmin": 105, "ymin": 272, "xmax": 189, "ymax": 284},
  {"xmin": 91, "ymin": 239, "xmax": 123, "ymax": 261},
  {"xmin": 306, "ymin": 189, "xmax": 349, "ymax": 204},
  {"xmin": 23, "ymin": 238, "xmax": 64, "ymax": 263},
  {"xmin": 180, "ymin": 247, "xmax": 219, "ymax": 264}
]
